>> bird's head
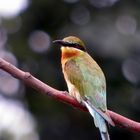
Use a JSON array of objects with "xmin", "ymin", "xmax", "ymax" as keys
[{"xmin": 53, "ymin": 36, "xmax": 86, "ymax": 52}]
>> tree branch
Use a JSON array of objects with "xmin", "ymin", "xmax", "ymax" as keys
[{"xmin": 0, "ymin": 58, "xmax": 140, "ymax": 133}]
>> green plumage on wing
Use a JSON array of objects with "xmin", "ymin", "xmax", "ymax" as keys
[{"xmin": 64, "ymin": 52, "xmax": 106, "ymax": 110}]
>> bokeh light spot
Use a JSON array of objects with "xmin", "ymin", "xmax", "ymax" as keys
[
  {"xmin": 122, "ymin": 58, "xmax": 140, "ymax": 84},
  {"xmin": 70, "ymin": 6, "xmax": 90, "ymax": 25},
  {"xmin": 0, "ymin": 0, "xmax": 29, "ymax": 18},
  {"xmin": 0, "ymin": 51, "xmax": 19, "ymax": 95},
  {"xmin": 116, "ymin": 15, "xmax": 137, "ymax": 35},
  {"xmin": 89, "ymin": 0, "xmax": 119, "ymax": 8},
  {"xmin": 0, "ymin": 96, "xmax": 39, "ymax": 140},
  {"xmin": 28, "ymin": 30, "xmax": 51, "ymax": 53},
  {"xmin": 0, "ymin": 50, "xmax": 18, "ymax": 66},
  {"xmin": 0, "ymin": 77, "xmax": 20, "ymax": 96}
]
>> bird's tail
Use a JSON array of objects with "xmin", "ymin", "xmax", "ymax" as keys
[
  {"xmin": 84, "ymin": 101, "xmax": 110, "ymax": 140},
  {"xmin": 100, "ymin": 131, "xmax": 110, "ymax": 140}
]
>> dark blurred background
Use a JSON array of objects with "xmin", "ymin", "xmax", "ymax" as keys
[{"xmin": 0, "ymin": 0, "xmax": 140, "ymax": 140}]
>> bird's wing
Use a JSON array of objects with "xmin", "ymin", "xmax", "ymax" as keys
[
  {"xmin": 64, "ymin": 53, "xmax": 114, "ymax": 125},
  {"xmin": 64, "ymin": 53, "xmax": 107, "ymax": 110}
]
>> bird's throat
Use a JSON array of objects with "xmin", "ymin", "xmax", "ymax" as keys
[{"xmin": 61, "ymin": 47, "xmax": 82, "ymax": 61}]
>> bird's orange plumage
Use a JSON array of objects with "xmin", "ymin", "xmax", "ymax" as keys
[{"xmin": 61, "ymin": 47, "xmax": 82, "ymax": 61}]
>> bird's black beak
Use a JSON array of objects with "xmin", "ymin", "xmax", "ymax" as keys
[
  {"xmin": 53, "ymin": 40, "xmax": 71, "ymax": 46},
  {"xmin": 53, "ymin": 40, "xmax": 65, "ymax": 46}
]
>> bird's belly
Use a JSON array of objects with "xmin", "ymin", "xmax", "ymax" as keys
[{"xmin": 66, "ymin": 79, "xmax": 82, "ymax": 103}]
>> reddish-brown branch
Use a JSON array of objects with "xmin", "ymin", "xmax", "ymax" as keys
[{"xmin": 0, "ymin": 58, "xmax": 140, "ymax": 133}]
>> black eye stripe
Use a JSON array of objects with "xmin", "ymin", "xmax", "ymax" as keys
[
  {"xmin": 64, "ymin": 42, "xmax": 86, "ymax": 51},
  {"xmin": 53, "ymin": 40, "xmax": 86, "ymax": 52},
  {"xmin": 74, "ymin": 44, "xmax": 86, "ymax": 51}
]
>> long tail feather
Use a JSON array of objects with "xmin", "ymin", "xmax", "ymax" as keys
[
  {"xmin": 86, "ymin": 100, "xmax": 115, "ymax": 126},
  {"xmin": 84, "ymin": 101, "xmax": 110, "ymax": 140},
  {"xmin": 101, "ymin": 131, "xmax": 110, "ymax": 140}
]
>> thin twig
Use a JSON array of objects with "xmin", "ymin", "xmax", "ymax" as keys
[{"xmin": 0, "ymin": 58, "xmax": 140, "ymax": 133}]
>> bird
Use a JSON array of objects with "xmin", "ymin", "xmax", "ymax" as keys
[{"xmin": 53, "ymin": 36, "xmax": 115, "ymax": 140}]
